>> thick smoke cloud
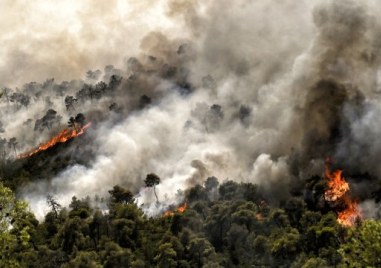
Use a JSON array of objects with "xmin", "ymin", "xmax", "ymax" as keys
[
  {"xmin": 0, "ymin": 0, "xmax": 179, "ymax": 87},
  {"xmin": 2, "ymin": 0, "xmax": 381, "ymax": 219}
]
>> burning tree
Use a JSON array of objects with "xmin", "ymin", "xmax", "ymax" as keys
[
  {"xmin": 324, "ymin": 159, "xmax": 362, "ymax": 227},
  {"xmin": 68, "ymin": 113, "xmax": 86, "ymax": 133},
  {"xmin": 67, "ymin": 117, "xmax": 77, "ymax": 132},
  {"xmin": 75, "ymin": 113, "xmax": 86, "ymax": 127},
  {"xmin": 144, "ymin": 173, "xmax": 161, "ymax": 203},
  {"xmin": 18, "ymin": 121, "xmax": 91, "ymax": 159}
]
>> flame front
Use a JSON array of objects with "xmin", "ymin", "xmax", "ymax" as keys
[
  {"xmin": 324, "ymin": 160, "xmax": 361, "ymax": 227},
  {"xmin": 324, "ymin": 169, "xmax": 349, "ymax": 202},
  {"xmin": 337, "ymin": 196, "xmax": 360, "ymax": 227},
  {"xmin": 164, "ymin": 203, "xmax": 187, "ymax": 217},
  {"xmin": 18, "ymin": 123, "xmax": 92, "ymax": 159}
]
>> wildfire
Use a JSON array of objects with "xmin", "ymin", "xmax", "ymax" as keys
[
  {"xmin": 164, "ymin": 203, "xmax": 188, "ymax": 217},
  {"xmin": 18, "ymin": 123, "xmax": 92, "ymax": 159},
  {"xmin": 337, "ymin": 196, "xmax": 360, "ymax": 227},
  {"xmin": 324, "ymin": 159, "xmax": 361, "ymax": 227},
  {"xmin": 324, "ymin": 169, "xmax": 349, "ymax": 202}
]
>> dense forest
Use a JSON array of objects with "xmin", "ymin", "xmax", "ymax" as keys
[
  {"xmin": 3, "ymin": 1, "xmax": 381, "ymax": 267},
  {"xmin": 1, "ymin": 174, "xmax": 381, "ymax": 267}
]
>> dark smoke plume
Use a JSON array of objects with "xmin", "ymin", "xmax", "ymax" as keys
[{"xmin": 1, "ymin": 0, "xmax": 381, "ymax": 219}]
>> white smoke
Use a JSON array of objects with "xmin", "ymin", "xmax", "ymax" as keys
[{"xmin": 3, "ymin": 0, "xmax": 381, "ymax": 219}]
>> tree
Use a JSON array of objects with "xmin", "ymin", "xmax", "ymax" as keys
[
  {"xmin": 205, "ymin": 177, "xmax": 219, "ymax": 201},
  {"xmin": 57, "ymin": 217, "xmax": 88, "ymax": 254},
  {"xmin": 86, "ymin": 69, "xmax": 102, "ymax": 81},
  {"xmin": 100, "ymin": 241, "xmax": 133, "ymax": 268},
  {"xmin": 205, "ymin": 176, "xmax": 219, "ymax": 192},
  {"xmin": 0, "ymin": 138, "xmax": 7, "ymax": 160},
  {"xmin": 188, "ymin": 237, "xmax": 218, "ymax": 267},
  {"xmin": 69, "ymin": 196, "xmax": 92, "ymax": 219},
  {"xmin": 109, "ymin": 102, "xmax": 119, "ymax": 112},
  {"xmin": 0, "ymin": 121, "xmax": 4, "ymax": 133},
  {"xmin": 231, "ymin": 202, "xmax": 258, "ymax": 232},
  {"xmin": 271, "ymin": 228, "xmax": 300, "ymax": 263},
  {"xmin": 2, "ymin": 87, "xmax": 10, "ymax": 107},
  {"xmin": 35, "ymin": 109, "xmax": 62, "ymax": 132},
  {"xmin": 9, "ymin": 92, "xmax": 30, "ymax": 109},
  {"xmin": 62, "ymin": 251, "xmax": 102, "ymax": 268},
  {"xmin": 94, "ymin": 81, "xmax": 107, "ymax": 98},
  {"xmin": 154, "ymin": 242, "xmax": 178, "ymax": 268},
  {"xmin": 109, "ymin": 185, "xmax": 134, "ymax": 204},
  {"xmin": 68, "ymin": 117, "xmax": 78, "ymax": 132},
  {"xmin": 74, "ymin": 113, "xmax": 86, "ymax": 128},
  {"xmin": 8, "ymin": 137, "xmax": 17, "ymax": 157},
  {"xmin": 108, "ymin": 75, "xmax": 122, "ymax": 91},
  {"xmin": 339, "ymin": 220, "xmax": 381, "ymax": 267},
  {"xmin": 76, "ymin": 84, "xmax": 93, "ymax": 101},
  {"xmin": 205, "ymin": 203, "xmax": 233, "ymax": 250},
  {"xmin": 218, "ymin": 181, "xmax": 240, "ymax": 200},
  {"xmin": 139, "ymin": 95, "xmax": 151, "ymax": 109},
  {"xmin": 0, "ymin": 183, "xmax": 31, "ymax": 267},
  {"xmin": 186, "ymin": 184, "xmax": 208, "ymax": 203},
  {"xmin": 144, "ymin": 173, "xmax": 161, "ymax": 203},
  {"xmin": 47, "ymin": 194, "xmax": 62, "ymax": 218},
  {"xmin": 65, "ymin": 95, "xmax": 77, "ymax": 111}
]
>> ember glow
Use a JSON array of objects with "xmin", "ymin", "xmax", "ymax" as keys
[
  {"xmin": 18, "ymin": 123, "xmax": 92, "ymax": 159},
  {"xmin": 324, "ymin": 160, "xmax": 362, "ymax": 227},
  {"xmin": 164, "ymin": 203, "xmax": 188, "ymax": 217}
]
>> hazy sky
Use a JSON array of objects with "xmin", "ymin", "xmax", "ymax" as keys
[{"xmin": 0, "ymin": 0, "xmax": 183, "ymax": 87}]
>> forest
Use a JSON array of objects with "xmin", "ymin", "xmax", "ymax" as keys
[
  {"xmin": 0, "ymin": 47, "xmax": 379, "ymax": 267},
  {"xmin": 2, "ymin": 1, "xmax": 381, "ymax": 267},
  {"xmin": 1, "ymin": 174, "xmax": 381, "ymax": 267},
  {"xmin": 0, "ymin": 37, "xmax": 379, "ymax": 268}
]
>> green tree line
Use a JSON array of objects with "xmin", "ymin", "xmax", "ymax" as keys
[{"xmin": 0, "ymin": 179, "xmax": 380, "ymax": 268}]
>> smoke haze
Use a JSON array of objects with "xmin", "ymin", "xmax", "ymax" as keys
[{"xmin": 2, "ymin": 0, "xmax": 381, "ymax": 219}]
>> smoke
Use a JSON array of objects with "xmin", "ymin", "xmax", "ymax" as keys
[
  {"xmin": 0, "ymin": 0, "xmax": 180, "ymax": 87},
  {"xmin": 1, "ymin": 0, "xmax": 381, "ymax": 219}
]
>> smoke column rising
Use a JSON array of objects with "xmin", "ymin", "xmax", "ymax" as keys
[{"xmin": 2, "ymin": 0, "xmax": 381, "ymax": 219}]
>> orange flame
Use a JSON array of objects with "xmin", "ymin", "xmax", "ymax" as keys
[
  {"xmin": 324, "ymin": 160, "xmax": 362, "ymax": 227},
  {"xmin": 337, "ymin": 196, "xmax": 361, "ymax": 227},
  {"xmin": 177, "ymin": 203, "xmax": 187, "ymax": 213},
  {"xmin": 164, "ymin": 203, "xmax": 187, "ymax": 217},
  {"xmin": 255, "ymin": 213, "xmax": 264, "ymax": 221},
  {"xmin": 324, "ymin": 169, "xmax": 349, "ymax": 202},
  {"xmin": 18, "ymin": 123, "xmax": 92, "ymax": 159}
]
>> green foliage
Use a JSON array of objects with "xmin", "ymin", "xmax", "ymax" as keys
[
  {"xmin": 144, "ymin": 173, "xmax": 160, "ymax": 187},
  {"xmin": 109, "ymin": 185, "xmax": 134, "ymax": 204},
  {"xmin": 1, "ymin": 179, "xmax": 380, "ymax": 267},
  {"xmin": 62, "ymin": 251, "xmax": 102, "ymax": 268},
  {"xmin": 144, "ymin": 173, "xmax": 161, "ymax": 203},
  {"xmin": 271, "ymin": 228, "xmax": 300, "ymax": 258},
  {"xmin": 0, "ymin": 183, "xmax": 32, "ymax": 267},
  {"xmin": 339, "ymin": 220, "xmax": 381, "ymax": 267}
]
